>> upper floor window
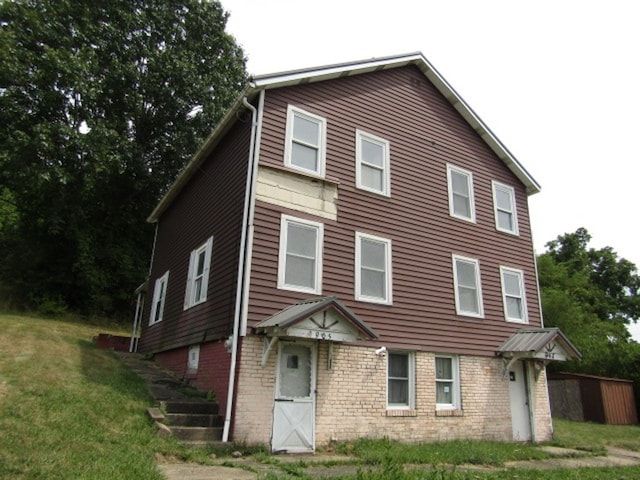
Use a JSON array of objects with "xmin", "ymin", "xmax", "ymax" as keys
[
  {"xmin": 184, "ymin": 236, "xmax": 213, "ymax": 309},
  {"xmin": 452, "ymin": 254, "xmax": 484, "ymax": 318},
  {"xmin": 447, "ymin": 164, "xmax": 475, "ymax": 222},
  {"xmin": 500, "ymin": 266, "xmax": 528, "ymax": 323},
  {"xmin": 356, "ymin": 130, "xmax": 390, "ymax": 196},
  {"xmin": 493, "ymin": 181, "xmax": 519, "ymax": 235},
  {"xmin": 278, "ymin": 215, "xmax": 323, "ymax": 294},
  {"xmin": 435, "ymin": 355, "xmax": 460, "ymax": 410},
  {"xmin": 388, "ymin": 351, "xmax": 414, "ymax": 409},
  {"xmin": 355, "ymin": 232, "xmax": 392, "ymax": 304},
  {"xmin": 284, "ymin": 105, "xmax": 326, "ymax": 177},
  {"xmin": 149, "ymin": 270, "xmax": 169, "ymax": 325}
]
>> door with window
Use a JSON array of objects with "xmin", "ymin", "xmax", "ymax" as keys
[
  {"xmin": 509, "ymin": 360, "xmax": 532, "ymax": 441},
  {"xmin": 272, "ymin": 342, "xmax": 316, "ymax": 452}
]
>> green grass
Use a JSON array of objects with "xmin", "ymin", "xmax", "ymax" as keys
[{"xmin": 550, "ymin": 418, "xmax": 640, "ymax": 452}]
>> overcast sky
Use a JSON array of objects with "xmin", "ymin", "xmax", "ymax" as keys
[{"xmin": 220, "ymin": 0, "xmax": 640, "ymax": 339}]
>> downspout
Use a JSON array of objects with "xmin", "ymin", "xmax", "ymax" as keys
[
  {"xmin": 239, "ymin": 89, "xmax": 265, "ymax": 336},
  {"xmin": 223, "ymin": 92, "xmax": 261, "ymax": 442},
  {"xmin": 130, "ymin": 222, "xmax": 159, "ymax": 352}
]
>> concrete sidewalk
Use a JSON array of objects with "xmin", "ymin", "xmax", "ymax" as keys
[{"xmin": 156, "ymin": 446, "xmax": 640, "ymax": 480}]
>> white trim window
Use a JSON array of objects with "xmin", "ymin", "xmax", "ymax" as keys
[
  {"xmin": 435, "ymin": 355, "xmax": 460, "ymax": 410},
  {"xmin": 278, "ymin": 215, "xmax": 323, "ymax": 294},
  {"xmin": 284, "ymin": 105, "xmax": 326, "ymax": 177},
  {"xmin": 184, "ymin": 236, "xmax": 213, "ymax": 309},
  {"xmin": 356, "ymin": 130, "xmax": 390, "ymax": 196},
  {"xmin": 387, "ymin": 351, "xmax": 415, "ymax": 409},
  {"xmin": 500, "ymin": 266, "xmax": 528, "ymax": 323},
  {"xmin": 149, "ymin": 270, "xmax": 169, "ymax": 325},
  {"xmin": 492, "ymin": 181, "xmax": 519, "ymax": 235},
  {"xmin": 355, "ymin": 232, "xmax": 392, "ymax": 304},
  {"xmin": 452, "ymin": 254, "xmax": 484, "ymax": 318},
  {"xmin": 447, "ymin": 164, "xmax": 475, "ymax": 222}
]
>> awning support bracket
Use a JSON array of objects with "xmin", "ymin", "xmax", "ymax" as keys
[{"xmin": 261, "ymin": 336, "xmax": 279, "ymax": 367}]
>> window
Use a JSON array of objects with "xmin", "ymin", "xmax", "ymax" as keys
[
  {"xmin": 435, "ymin": 355, "xmax": 460, "ymax": 410},
  {"xmin": 149, "ymin": 271, "xmax": 169, "ymax": 325},
  {"xmin": 355, "ymin": 232, "xmax": 392, "ymax": 304},
  {"xmin": 187, "ymin": 345, "xmax": 200, "ymax": 372},
  {"xmin": 184, "ymin": 236, "xmax": 213, "ymax": 309},
  {"xmin": 452, "ymin": 255, "xmax": 484, "ymax": 317},
  {"xmin": 388, "ymin": 352, "xmax": 414, "ymax": 408},
  {"xmin": 356, "ymin": 130, "xmax": 390, "ymax": 196},
  {"xmin": 284, "ymin": 105, "xmax": 326, "ymax": 177},
  {"xmin": 493, "ymin": 181, "xmax": 519, "ymax": 235},
  {"xmin": 278, "ymin": 215, "xmax": 323, "ymax": 294},
  {"xmin": 447, "ymin": 165, "xmax": 475, "ymax": 222},
  {"xmin": 500, "ymin": 267, "xmax": 528, "ymax": 323}
]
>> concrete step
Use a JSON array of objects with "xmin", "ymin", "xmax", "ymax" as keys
[
  {"xmin": 168, "ymin": 426, "xmax": 223, "ymax": 442},
  {"xmin": 164, "ymin": 412, "xmax": 223, "ymax": 427},
  {"xmin": 160, "ymin": 399, "xmax": 219, "ymax": 415}
]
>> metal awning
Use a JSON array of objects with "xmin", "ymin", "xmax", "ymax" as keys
[
  {"xmin": 254, "ymin": 296, "xmax": 378, "ymax": 342},
  {"xmin": 496, "ymin": 327, "xmax": 582, "ymax": 377}
]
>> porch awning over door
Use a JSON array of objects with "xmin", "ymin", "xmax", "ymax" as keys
[
  {"xmin": 496, "ymin": 327, "xmax": 582, "ymax": 364},
  {"xmin": 254, "ymin": 296, "xmax": 378, "ymax": 343}
]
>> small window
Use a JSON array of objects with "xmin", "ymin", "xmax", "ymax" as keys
[
  {"xmin": 447, "ymin": 165, "xmax": 475, "ymax": 222},
  {"xmin": 356, "ymin": 130, "xmax": 390, "ymax": 196},
  {"xmin": 184, "ymin": 237, "xmax": 213, "ymax": 309},
  {"xmin": 355, "ymin": 232, "xmax": 392, "ymax": 304},
  {"xmin": 187, "ymin": 344, "xmax": 200, "ymax": 372},
  {"xmin": 284, "ymin": 105, "xmax": 326, "ymax": 177},
  {"xmin": 493, "ymin": 181, "xmax": 519, "ymax": 235},
  {"xmin": 388, "ymin": 351, "xmax": 414, "ymax": 409},
  {"xmin": 436, "ymin": 355, "xmax": 460, "ymax": 410},
  {"xmin": 452, "ymin": 254, "xmax": 484, "ymax": 317},
  {"xmin": 500, "ymin": 267, "xmax": 528, "ymax": 323},
  {"xmin": 149, "ymin": 271, "xmax": 169, "ymax": 325},
  {"xmin": 278, "ymin": 215, "xmax": 323, "ymax": 294}
]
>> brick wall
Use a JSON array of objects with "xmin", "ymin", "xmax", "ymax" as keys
[
  {"xmin": 154, "ymin": 340, "xmax": 232, "ymax": 415},
  {"xmin": 232, "ymin": 337, "xmax": 554, "ymax": 446}
]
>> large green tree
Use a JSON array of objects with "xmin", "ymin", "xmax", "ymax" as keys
[
  {"xmin": 0, "ymin": 0, "xmax": 247, "ymax": 316},
  {"xmin": 537, "ymin": 228, "xmax": 640, "ymax": 382}
]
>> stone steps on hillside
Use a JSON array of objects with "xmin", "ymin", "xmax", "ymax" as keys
[{"xmin": 148, "ymin": 399, "xmax": 224, "ymax": 446}]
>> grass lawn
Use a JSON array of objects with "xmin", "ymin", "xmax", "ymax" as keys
[{"xmin": 1, "ymin": 313, "xmax": 639, "ymax": 480}]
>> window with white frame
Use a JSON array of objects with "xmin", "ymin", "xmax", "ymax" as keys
[
  {"xmin": 355, "ymin": 232, "xmax": 392, "ymax": 304},
  {"xmin": 356, "ymin": 130, "xmax": 390, "ymax": 196},
  {"xmin": 435, "ymin": 355, "xmax": 460, "ymax": 410},
  {"xmin": 452, "ymin": 254, "xmax": 484, "ymax": 317},
  {"xmin": 149, "ymin": 270, "xmax": 169, "ymax": 325},
  {"xmin": 184, "ymin": 236, "xmax": 213, "ymax": 309},
  {"xmin": 492, "ymin": 181, "xmax": 519, "ymax": 235},
  {"xmin": 284, "ymin": 105, "xmax": 326, "ymax": 177},
  {"xmin": 447, "ymin": 164, "xmax": 475, "ymax": 222},
  {"xmin": 388, "ymin": 351, "xmax": 414, "ymax": 409},
  {"xmin": 278, "ymin": 215, "xmax": 323, "ymax": 294},
  {"xmin": 500, "ymin": 266, "xmax": 528, "ymax": 323}
]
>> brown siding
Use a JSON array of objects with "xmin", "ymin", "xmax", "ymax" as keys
[
  {"xmin": 247, "ymin": 65, "xmax": 541, "ymax": 356},
  {"xmin": 139, "ymin": 118, "xmax": 252, "ymax": 353},
  {"xmin": 602, "ymin": 380, "xmax": 639, "ymax": 425}
]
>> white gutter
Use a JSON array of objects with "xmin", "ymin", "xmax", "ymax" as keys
[{"xmin": 222, "ymin": 93, "xmax": 261, "ymax": 442}]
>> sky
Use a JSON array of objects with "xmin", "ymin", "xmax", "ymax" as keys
[{"xmin": 220, "ymin": 0, "xmax": 640, "ymax": 339}]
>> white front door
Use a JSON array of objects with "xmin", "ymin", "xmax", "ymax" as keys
[
  {"xmin": 508, "ymin": 360, "xmax": 532, "ymax": 441},
  {"xmin": 272, "ymin": 342, "xmax": 316, "ymax": 452}
]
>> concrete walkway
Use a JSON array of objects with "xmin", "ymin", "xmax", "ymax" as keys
[
  {"xmin": 156, "ymin": 445, "xmax": 640, "ymax": 479},
  {"xmin": 115, "ymin": 353, "xmax": 640, "ymax": 479}
]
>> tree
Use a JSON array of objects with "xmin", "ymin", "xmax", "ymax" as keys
[
  {"xmin": 538, "ymin": 228, "xmax": 640, "ymax": 400},
  {"xmin": 0, "ymin": 0, "xmax": 247, "ymax": 316}
]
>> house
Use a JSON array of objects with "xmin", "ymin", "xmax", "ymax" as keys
[{"xmin": 135, "ymin": 52, "xmax": 581, "ymax": 452}]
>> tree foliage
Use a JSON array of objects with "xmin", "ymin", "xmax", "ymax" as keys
[
  {"xmin": 537, "ymin": 228, "xmax": 640, "ymax": 382},
  {"xmin": 0, "ymin": 0, "xmax": 247, "ymax": 316}
]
